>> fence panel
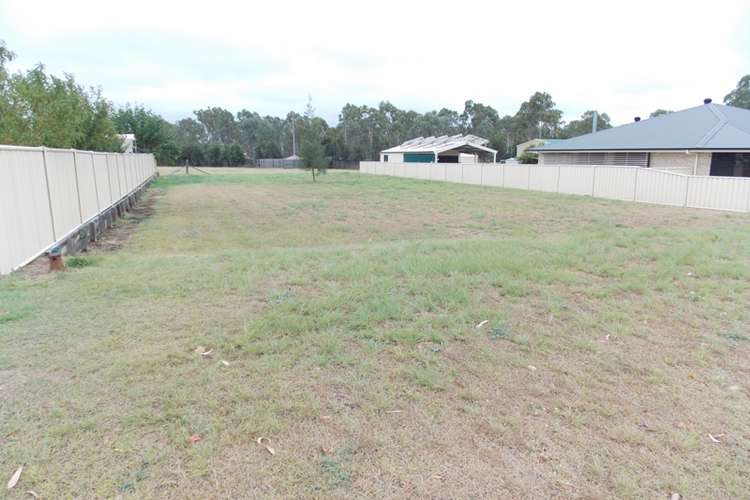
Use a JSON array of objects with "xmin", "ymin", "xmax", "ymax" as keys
[
  {"xmin": 74, "ymin": 152, "xmax": 99, "ymax": 221},
  {"xmin": 415, "ymin": 163, "xmax": 431, "ymax": 180},
  {"xmin": 429, "ymin": 164, "xmax": 447, "ymax": 182},
  {"xmin": 558, "ymin": 166, "xmax": 595, "ymax": 196},
  {"xmin": 635, "ymin": 169, "xmax": 688, "ymax": 206},
  {"xmin": 481, "ymin": 164, "xmax": 501, "ymax": 187},
  {"xmin": 504, "ymin": 165, "xmax": 529, "ymax": 190},
  {"xmin": 528, "ymin": 165, "xmax": 559, "ymax": 192},
  {"xmin": 463, "ymin": 165, "xmax": 483, "ymax": 185},
  {"xmin": 446, "ymin": 164, "xmax": 462, "ymax": 183},
  {"xmin": 593, "ymin": 166, "xmax": 638, "ymax": 200},
  {"xmin": 93, "ymin": 154, "xmax": 113, "ymax": 208},
  {"xmin": 0, "ymin": 149, "xmax": 55, "ymax": 274},
  {"xmin": 358, "ymin": 161, "xmax": 750, "ymax": 213},
  {"xmin": 686, "ymin": 176, "xmax": 750, "ymax": 212},
  {"xmin": 1, "ymin": 146, "xmax": 156, "ymax": 275},
  {"xmin": 45, "ymin": 150, "xmax": 82, "ymax": 239}
]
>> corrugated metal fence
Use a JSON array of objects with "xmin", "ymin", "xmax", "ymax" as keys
[
  {"xmin": 359, "ymin": 162, "xmax": 750, "ymax": 213},
  {"xmin": 1, "ymin": 145, "xmax": 157, "ymax": 275}
]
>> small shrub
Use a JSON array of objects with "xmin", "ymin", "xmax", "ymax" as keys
[{"xmin": 66, "ymin": 256, "xmax": 96, "ymax": 268}]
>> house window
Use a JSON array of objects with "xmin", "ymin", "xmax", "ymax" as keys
[
  {"xmin": 383, "ymin": 155, "xmax": 389, "ymax": 162},
  {"xmin": 541, "ymin": 152, "xmax": 649, "ymax": 167},
  {"xmin": 710, "ymin": 153, "xmax": 750, "ymax": 177}
]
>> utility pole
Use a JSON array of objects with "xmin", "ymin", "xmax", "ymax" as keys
[{"xmin": 291, "ymin": 118, "xmax": 297, "ymax": 156}]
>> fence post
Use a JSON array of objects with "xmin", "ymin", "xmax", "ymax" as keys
[
  {"xmin": 501, "ymin": 164, "xmax": 506, "ymax": 187},
  {"xmin": 72, "ymin": 151, "xmax": 84, "ymax": 223},
  {"xmin": 556, "ymin": 165, "xmax": 561, "ymax": 193},
  {"xmin": 41, "ymin": 148, "xmax": 57, "ymax": 241},
  {"xmin": 684, "ymin": 177, "xmax": 690, "ymax": 207},
  {"xmin": 480, "ymin": 164, "xmax": 484, "ymax": 186},
  {"xmin": 633, "ymin": 168, "xmax": 639, "ymax": 201}
]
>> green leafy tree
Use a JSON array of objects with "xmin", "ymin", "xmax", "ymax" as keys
[
  {"xmin": 194, "ymin": 107, "xmax": 238, "ymax": 144},
  {"xmin": 517, "ymin": 151, "xmax": 538, "ymax": 164},
  {"xmin": 724, "ymin": 75, "xmax": 750, "ymax": 109},
  {"xmin": 0, "ymin": 40, "xmax": 15, "ymax": 129},
  {"xmin": 0, "ymin": 57, "xmax": 119, "ymax": 150},
  {"xmin": 649, "ymin": 109, "xmax": 672, "ymax": 118},
  {"xmin": 178, "ymin": 143, "xmax": 206, "ymax": 166},
  {"xmin": 225, "ymin": 144, "xmax": 246, "ymax": 166},
  {"xmin": 113, "ymin": 105, "xmax": 179, "ymax": 164},
  {"xmin": 560, "ymin": 110, "xmax": 612, "ymax": 139},
  {"xmin": 205, "ymin": 144, "xmax": 225, "ymax": 166},
  {"xmin": 175, "ymin": 117, "xmax": 206, "ymax": 145},
  {"xmin": 77, "ymin": 88, "xmax": 121, "ymax": 151},
  {"xmin": 299, "ymin": 98, "xmax": 327, "ymax": 181},
  {"xmin": 513, "ymin": 92, "xmax": 564, "ymax": 142}
]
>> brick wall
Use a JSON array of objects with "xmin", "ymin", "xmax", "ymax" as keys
[{"xmin": 649, "ymin": 152, "xmax": 711, "ymax": 175}]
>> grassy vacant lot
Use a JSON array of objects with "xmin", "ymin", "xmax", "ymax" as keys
[{"xmin": 1, "ymin": 170, "xmax": 749, "ymax": 498}]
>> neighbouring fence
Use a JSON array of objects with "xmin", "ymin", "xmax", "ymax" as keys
[
  {"xmin": 0, "ymin": 145, "xmax": 157, "ymax": 275},
  {"xmin": 255, "ymin": 158, "xmax": 303, "ymax": 168},
  {"xmin": 359, "ymin": 162, "xmax": 750, "ymax": 214},
  {"xmin": 255, "ymin": 159, "xmax": 361, "ymax": 169}
]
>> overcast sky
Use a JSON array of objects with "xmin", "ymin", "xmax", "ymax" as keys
[{"xmin": 1, "ymin": 0, "xmax": 748, "ymax": 126}]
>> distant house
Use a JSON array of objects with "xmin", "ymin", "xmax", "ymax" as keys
[
  {"xmin": 118, "ymin": 134, "xmax": 136, "ymax": 153},
  {"xmin": 531, "ymin": 100, "xmax": 750, "ymax": 177},
  {"xmin": 380, "ymin": 135, "xmax": 498, "ymax": 163}
]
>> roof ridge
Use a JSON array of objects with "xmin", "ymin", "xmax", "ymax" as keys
[{"xmin": 697, "ymin": 104, "xmax": 728, "ymax": 147}]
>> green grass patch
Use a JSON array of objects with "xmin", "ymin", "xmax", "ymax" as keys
[{"xmin": 1, "ymin": 170, "xmax": 749, "ymax": 498}]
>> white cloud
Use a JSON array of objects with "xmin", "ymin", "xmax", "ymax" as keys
[{"xmin": 1, "ymin": 0, "xmax": 748, "ymax": 124}]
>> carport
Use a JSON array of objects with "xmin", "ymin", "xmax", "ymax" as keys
[{"xmin": 380, "ymin": 135, "xmax": 498, "ymax": 163}]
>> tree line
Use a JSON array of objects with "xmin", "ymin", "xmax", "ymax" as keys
[{"xmin": 2, "ymin": 40, "xmax": 750, "ymax": 166}]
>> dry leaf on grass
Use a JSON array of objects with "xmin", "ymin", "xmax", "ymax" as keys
[
  {"xmin": 475, "ymin": 320, "xmax": 488, "ymax": 329},
  {"xmin": 256, "ymin": 437, "xmax": 275, "ymax": 456},
  {"xmin": 708, "ymin": 433, "xmax": 724, "ymax": 443},
  {"xmin": 189, "ymin": 434, "xmax": 202, "ymax": 444},
  {"xmin": 26, "ymin": 491, "xmax": 39, "ymax": 499},
  {"xmin": 200, "ymin": 349, "xmax": 214, "ymax": 358},
  {"xmin": 385, "ymin": 410, "xmax": 403, "ymax": 414},
  {"xmin": 527, "ymin": 365, "xmax": 537, "ymax": 371},
  {"xmin": 319, "ymin": 415, "xmax": 332, "ymax": 421},
  {"xmin": 220, "ymin": 360, "xmax": 230, "ymax": 366},
  {"xmin": 7, "ymin": 465, "xmax": 23, "ymax": 490}
]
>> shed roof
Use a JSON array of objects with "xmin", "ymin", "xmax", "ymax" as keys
[
  {"xmin": 382, "ymin": 134, "xmax": 497, "ymax": 155},
  {"xmin": 532, "ymin": 103, "xmax": 750, "ymax": 152}
]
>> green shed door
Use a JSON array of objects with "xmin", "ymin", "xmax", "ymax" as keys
[{"xmin": 404, "ymin": 153, "xmax": 435, "ymax": 163}]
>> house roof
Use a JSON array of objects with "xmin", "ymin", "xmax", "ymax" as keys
[
  {"xmin": 531, "ymin": 103, "xmax": 750, "ymax": 152},
  {"xmin": 517, "ymin": 138, "xmax": 563, "ymax": 148},
  {"xmin": 382, "ymin": 134, "xmax": 498, "ymax": 155}
]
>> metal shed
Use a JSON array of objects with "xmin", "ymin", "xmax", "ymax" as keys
[{"xmin": 380, "ymin": 135, "xmax": 498, "ymax": 163}]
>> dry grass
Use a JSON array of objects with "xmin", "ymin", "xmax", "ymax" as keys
[{"xmin": 1, "ymin": 170, "xmax": 749, "ymax": 499}]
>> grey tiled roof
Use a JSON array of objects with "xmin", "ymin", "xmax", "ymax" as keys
[{"xmin": 532, "ymin": 103, "xmax": 750, "ymax": 151}]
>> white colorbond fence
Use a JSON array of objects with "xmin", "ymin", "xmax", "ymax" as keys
[
  {"xmin": 360, "ymin": 162, "xmax": 750, "ymax": 214},
  {"xmin": 1, "ymin": 145, "xmax": 157, "ymax": 275}
]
